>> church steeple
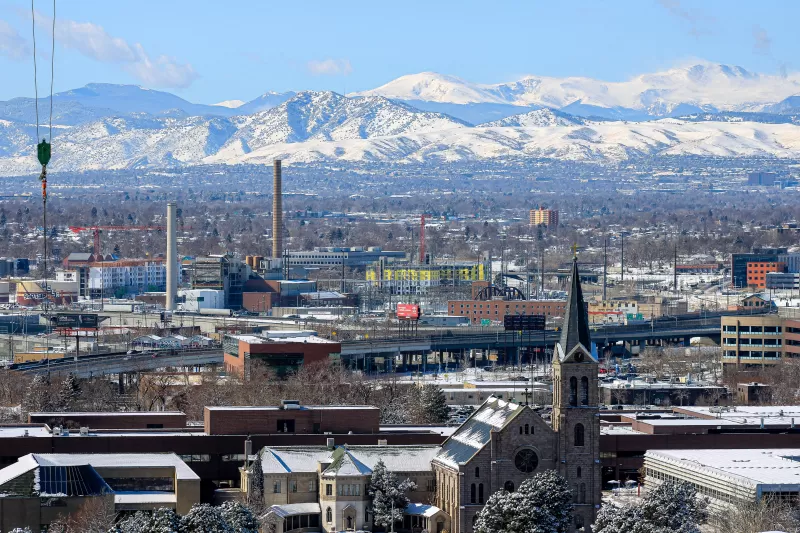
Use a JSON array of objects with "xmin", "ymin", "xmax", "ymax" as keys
[{"xmin": 557, "ymin": 256, "xmax": 592, "ymax": 361}]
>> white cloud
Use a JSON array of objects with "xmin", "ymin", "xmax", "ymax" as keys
[
  {"xmin": 307, "ymin": 58, "xmax": 353, "ymax": 76},
  {"xmin": 36, "ymin": 13, "xmax": 198, "ymax": 88},
  {"xmin": 752, "ymin": 24, "xmax": 772, "ymax": 56},
  {"xmin": 0, "ymin": 19, "xmax": 31, "ymax": 60}
]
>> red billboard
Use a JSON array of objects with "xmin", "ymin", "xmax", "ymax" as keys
[{"xmin": 397, "ymin": 304, "xmax": 421, "ymax": 320}]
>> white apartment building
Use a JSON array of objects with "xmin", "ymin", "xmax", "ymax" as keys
[{"xmin": 86, "ymin": 259, "xmax": 168, "ymax": 298}]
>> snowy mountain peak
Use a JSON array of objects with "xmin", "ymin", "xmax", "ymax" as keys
[
  {"xmin": 355, "ymin": 72, "xmax": 505, "ymax": 105},
  {"xmin": 481, "ymin": 108, "xmax": 585, "ymax": 127},
  {"xmin": 214, "ymin": 99, "xmax": 245, "ymax": 108}
]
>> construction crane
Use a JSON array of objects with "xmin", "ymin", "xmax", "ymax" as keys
[
  {"xmin": 68, "ymin": 225, "xmax": 165, "ymax": 257},
  {"xmin": 419, "ymin": 214, "xmax": 426, "ymax": 264}
]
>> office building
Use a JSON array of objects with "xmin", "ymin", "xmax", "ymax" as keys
[
  {"xmin": 86, "ymin": 258, "xmax": 168, "ymax": 298},
  {"xmin": 529, "ymin": 207, "xmax": 559, "ymax": 227},
  {"xmin": 720, "ymin": 314, "xmax": 800, "ymax": 367},
  {"xmin": 766, "ymin": 271, "xmax": 800, "ymax": 289},
  {"xmin": 747, "ymin": 171, "xmax": 777, "ymax": 186},
  {"xmin": 730, "ymin": 248, "xmax": 787, "ymax": 288},
  {"xmin": 588, "ymin": 300, "xmax": 639, "ymax": 325},
  {"xmin": 746, "ymin": 261, "xmax": 785, "ymax": 289},
  {"xmin": 644, "ymin": 448, "xmax": 800, "ymax": 510}
]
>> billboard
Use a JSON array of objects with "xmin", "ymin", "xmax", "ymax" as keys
[
  {"xmin": 53, "ymin": 313, "xmax": 99, "ymax": 328},
  {"xmin": 503, "ymin": 314, "xmax": 546, "ymax": 331},
  {"xmin": 396, "ymin": 304, "xmax": 421, "ymax": 320}
]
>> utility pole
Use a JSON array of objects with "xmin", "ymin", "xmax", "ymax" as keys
[
  {"xmin": 620, "ymin": 232, "xmax": 625, "ymax": 284},
  {"xmin": 603, "ymin": 236, "xmax": 608, "ymax": 301},
  {"xmin": 673, "ymin": 243, "xmax": 678, "ymax": 293},
  {"xmin": 540, "ymin": 249, "xmax": 544, "ymax": 295}
]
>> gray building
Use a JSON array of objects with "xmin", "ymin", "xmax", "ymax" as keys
[
  {"xmin": 766, "ymin": 271, "xmax": 800, "ymax": 289},
  {"xmin": 281, "ymin": 247, "xmax": 406, "ymax": 269}
]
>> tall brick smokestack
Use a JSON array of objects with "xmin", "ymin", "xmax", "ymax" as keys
[
  {"xmin": 166, "ymin": 202, "xmax": 177, "ymax": 310},
  {"xmin": 272, "ymin": 159, "xmax": 283, "ymax": 259}
]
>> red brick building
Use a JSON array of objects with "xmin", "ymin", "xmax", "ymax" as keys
[
  {"xmin": 746, "ymin": 261, "xmax": 786, "ymax": 289},
  {"xmin": 204, "ymin": 403, "xmax": 379, "ymax": 435},
  {"xmin": 448, "ymin": 299, "xmax": 566, "ymax": 324},
  {"xmin": 223, "ymin": 333, "xmax": 341, "ymax": 376}
]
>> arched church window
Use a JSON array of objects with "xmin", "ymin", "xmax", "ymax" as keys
[
  {"xmin": 577, "ymin": 466, "xmax": 582, "ymax": 478},
  {"xmin": 574, "ymin": 423, "xmax": 585, "ymax": 447},
  {"xmin": 470, "ymin": 483, "xmax": 476, "ymax": 504},
  {"xmin": 326, "ymin": 507, "xmax": 332, "ymax": 523},
  {"xmin": 504, "ymin": 480, "xmax": 515, "ymax": 492},
  {"xmin": 524, "ymin": 423, "xmax": 529, "ymax": 434},
  {"xmin": 569, "ymin": 377, "xmax": 578, "ymax": 406},
  {"xmin": 581, "ymin": 376, "xmax": 589, "ymax": 405},
  {"xmin": 478, "ymin": 483, "xmax": 484, "ymax": 504}
]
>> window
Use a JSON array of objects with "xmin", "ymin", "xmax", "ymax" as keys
[
  {"xmin": 326, "ymin": 507, "xmax": 333, "ymax": 523},
  {"xmin": 581, "ymin": 376, "xmax": 589, "ymax": 406},
  {"xmin": 474, "ymin": 467, "xmax": 480, "ymax": 478},
  {"xmin": 471, "ymin": 483, "xmax": 476, "ymax": 504},
  {"xmin": 579, "ymin": 483, "xmax": 586, "ymax": 504},
  {"xmin": 577, "ymin": 466, "xmax": 582, "ymax": 478},
  {"xmin": 290, "ymin": 480, "xmax": 297, "ymax": 493},
  {"xmin": 273, "ymin": 480, "xmax": 281, "ymax": 494},
  {"xmin": 574, "ymin": 424, "xmax": 585, "ymax": 447},
  {"xmin": 478, "ymin": 483, "xmax": 484, "ymax": 504},
  {"xmin": 525, "ymin": 423, "xmax": 530, "ymax": 434},
  {"xmin": 309, "ymin": 480, "xmax": 317, "ymax": 492},
  {"xmin": 277, "ymin": 419, "xmax": 295, "ymax": 433},
  {"xmin": 326, "ymin": 484, "xmax": 333, "ymax": 496},
  {"xmin": 504, "ymin": 480, "xmax": 515, "ymax": 492},
  {"xmin": 569, "ymin": 377, "xmax": 578, "ymax": 406}
]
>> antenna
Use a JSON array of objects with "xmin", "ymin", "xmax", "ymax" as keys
[{"xmin": 603, "ymin": 236, "xmax": 607, "ymax": 301}]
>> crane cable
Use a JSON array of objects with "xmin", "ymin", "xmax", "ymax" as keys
[{"xmin": 31, "ymin": 0, "xmax": 55, "ymax": 318}]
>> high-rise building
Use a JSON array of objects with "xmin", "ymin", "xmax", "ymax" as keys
[
  {"xmin": 746, "ymin": 261, "xmax": 786, "ymax": 289},
  {"xmin": 529, "ymin": 207, "xmax": 559, "ymax": 227}
]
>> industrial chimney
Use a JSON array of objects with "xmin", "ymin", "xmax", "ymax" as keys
[
  {"xmin": 272, "ymin": 159, "xmax": 283, "ymax": 259},
  {"xmin": 166, "ymin": 202, "xmax": 177, "ymax": 310}
]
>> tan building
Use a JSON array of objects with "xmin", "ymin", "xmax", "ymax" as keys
[
  {"xmin": 529, "ymin": 207, "xmax": 559, "ymax": 227},
  {"xmin": 0, "ymin": 453, "xmax": 200, "ymax": 532},
  {"xmin": 721, "ymin": 315, "xmax": 800, "ymax": 367},
  {"xmin": 448, "ymin": 299, "xmax": 566, "ymax": 324},
  {"xmin": 588, "ymin": 300, "xmax": 639, "ymax": 325}
]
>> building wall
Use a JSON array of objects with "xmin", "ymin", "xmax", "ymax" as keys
[
  {"xmin": 204, "ymin": 406, "xmax": 380, "ymax": 436},
  {"xmin": 448, "ymin": 300, "xmax": 566, "ymax": 324},
  {"xmin": 28, "ymin": 412, "xmax": 187, "ymax": 429},
  {"xmin": 721, "ymin": 315, "xmax": 787, "ymax": 367},
  {"xmin": 746, "ymin": 261, "xmax": 785, "ymax": 289},
  {"xmin": 223, "ymin": 338, "xmax": 342, "ymax": 377},
  {"xmin": 529, "ymin": 208, "xmax": 559, "ymax": 227}
]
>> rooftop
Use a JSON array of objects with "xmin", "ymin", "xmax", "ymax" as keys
[
  {"xmin": 260, "ymin": 445, "xmax": 440, "ymax": 475},
  {"xmin": 646, "ymin": 448, "xmax": 800, "ymax": 488}
]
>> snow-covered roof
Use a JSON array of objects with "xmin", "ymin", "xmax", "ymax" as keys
[
  {"xmin": 260, "ymin": 445, "xmax": 440, "ymax": 475},
  {"xmin": 322, "ymin": 449, "xmax": 373, "ymax": 477},
  {"xmin": 405, "ymin": 503, "xmax": 442, "ymax": 517},
  {"xmin": 114, "ymin": 491, "xmax": 177, "ymax": 506},
  {"xmin": 31, "ymin": 453, "xmax": 199, "ymax": 480},
  {"xmin": 645, "ymin": 449, "xmax": 800, "ymax": 488},
  {"xmin": 269, "ymin": 502, "xmax": 321, "ymax": 518},
  {"xmin": 435, "ymin": 396, "xmax": 524, "ymax": 469}
]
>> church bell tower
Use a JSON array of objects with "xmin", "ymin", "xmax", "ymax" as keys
[{"xmin": 552, "ymin": 253, "xmax": 600, "ymax": 531}]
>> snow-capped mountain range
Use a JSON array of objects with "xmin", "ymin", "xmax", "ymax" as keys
[{"xmin": 3, "ymin": 62, "xmax": 800, "ymax": 175}]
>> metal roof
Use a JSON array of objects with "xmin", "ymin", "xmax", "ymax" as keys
[{"xmin": 434, "ymin": 396, "xmax": 524, "ymax": 469}]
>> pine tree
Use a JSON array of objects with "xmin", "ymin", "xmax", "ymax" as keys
[
  {"xmin": 416, "ymin": 384, "xmax": 449, "ymax": 424},
  {"xmin": 113, "ymin": 508, "xmax": 179, "ymax": 533},
  {"xmin": 249, "ymin": 451, "xmax": 264, "ymax": 502},
  {"xmin": 180, "ymin": 504, "xmax": 232, "ymax": 533},
  {"xmin": 474, "ymin": 470, "xmax": 573, "ymax": 533},
  {"xmin": 55, "ymin": 374, "xmax": 81, "ymax": 412},
  {"xmin": 219, "ymin": 501, "xmax": 259, "ymax": 533},
  {"xmin": 21, "ymin": 375, "xmax": 50, "ymax": 414},
  {"xmin": 369, "ymin": 459, "xmax": 416, "ymax": 528},
  {"xmin": 593, "ymin": 481, "xmax": 708, "ymax": 533}
]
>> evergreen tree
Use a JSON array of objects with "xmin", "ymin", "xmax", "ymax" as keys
[
  {"xmin": 593, "ymin": 481, "xmax": 708, "ymax": 533},
  {"xmin": 369, "ymin": 459, "xmax": 416, "ymax": 529},
  {"xmin": 249, "ymin": 451, "xmax": 264, "ymax": 502},
  {"xmin": 474, "ymin": 470, "xmax": 573, "ymax": 533},
  {"xmin": 8, "ymin": 528, "xmax": 33, "ymax": 533},
  {"xmin": 219, "ymin": 501, "xmax": 259, "ymax": 533},
  {"xmin": 21, "ymin": 375, "xmax": 50, "ymax": 414},
  {"xmin": 416, "ymin": 384, "xmax": 449, "ymax": 424},
  {"xmin": 55, "ymin": 374, "xmax": 81, "ymax": 412},
  {"xmin": 180, "ymin": 504, "xmax": 232, "ymax": 533}
]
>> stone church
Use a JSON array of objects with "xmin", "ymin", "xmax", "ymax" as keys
[{"xmin": 252, "ymin": 257, "xmax": 600, "ymax": 533}]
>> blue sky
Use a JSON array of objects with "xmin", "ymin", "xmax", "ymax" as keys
[{"xmin": 0, "ymin": 0, "xmax": 797, "ymax": 103}]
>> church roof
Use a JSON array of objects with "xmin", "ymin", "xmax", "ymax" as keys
[
  {"xmin": 557, "ymin": 257, "xmax": 592, "ymax": 360},
  {"xmin": 259, "ymin": 445, "xmax": 439, "ymax": 474},
  {"xmin": 434, "ymin": 396, "xmax": 524, "ymax": 469}
]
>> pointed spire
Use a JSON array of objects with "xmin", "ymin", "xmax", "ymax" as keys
[{"xmin": 558, "ymin": 255, "xmax": 592, "ymax": 357}]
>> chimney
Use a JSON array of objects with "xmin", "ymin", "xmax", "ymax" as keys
[
  {"xmin": 272, "ymin": 160, "xmax": 283, "ymax": 259},
  {"xmin": 166, "ymin": 202, "xmax": 178, "ymax": 311}
]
